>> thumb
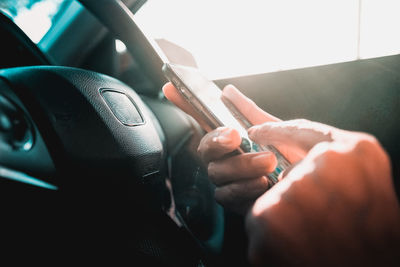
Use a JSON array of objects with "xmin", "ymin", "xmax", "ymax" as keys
[
  {"xmin": 248, "ymin": 119, "xmax": 336, "ymax": 153},
  {"xmin": 162, "ymin": 82, "xmax": 213, "ymax": 132}
]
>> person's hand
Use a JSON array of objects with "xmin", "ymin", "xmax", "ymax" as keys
[
  {"xmin": 245, "ymin": 120, "xmax": 400, "ymax": 266},
  {"xmin": 162, "ymin": 82, "xmax": 281, "ymax": 214}
]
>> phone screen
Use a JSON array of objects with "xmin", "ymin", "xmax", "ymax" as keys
[
  {"xmin": 163, "ymin": 63, "xmax": 291, "ymax": 184},
  {"xmin": 165, "ymin": 63, "xmax": 248, "ymax": 137}
]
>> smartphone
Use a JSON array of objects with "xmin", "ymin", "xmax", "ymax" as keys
[{"xmin": 162, "ymin": 63, "xmax": 290, "ymax": 184}]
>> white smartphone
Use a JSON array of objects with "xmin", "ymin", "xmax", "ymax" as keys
[{"xmin": 162, "ymin": 63, "xmax": 290, "ymax": 184}]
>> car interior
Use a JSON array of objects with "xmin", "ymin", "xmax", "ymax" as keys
[{"xmin": 0, "ymin": 0, "xmax": 398, "ymax": 265}]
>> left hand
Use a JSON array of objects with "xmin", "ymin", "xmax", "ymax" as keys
[{"xmin": 163, "ymin": 82, "xmax": 280, "ymax": 214}]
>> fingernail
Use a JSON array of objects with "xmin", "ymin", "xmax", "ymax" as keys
[
  {"xmin": 213, "ymin": 129, "xmax": 233, "ymax": 144},
  {"xmin": 223, "ymin": 84, "xmax": 236, "ymax": 92},
  {"xmin": 247, "ymin": 125, "xmax": 260, "ymax": 138},
  {"xmin": 215, "ymin": 136, "xmax": 232, "ymax": 144},
  {"xmin": 251, "ymin": 152, "xmax": 273, "ymax": 167}
]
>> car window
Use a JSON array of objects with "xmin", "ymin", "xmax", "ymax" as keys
[
  {"xmin": 135, "ymin": 0, "xmax": 400, "ymax": 79},
  {"xmin": 0, "ymin": 0, "xmax": 72, "ymax": 43}
]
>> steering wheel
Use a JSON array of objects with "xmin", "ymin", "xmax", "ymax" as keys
[{"xmin": 0, "ymin": 1, "xmax": 226, "ymax": 265}]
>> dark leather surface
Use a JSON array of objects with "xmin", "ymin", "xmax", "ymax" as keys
[
  {"xmin": 0, "ymin": 66, "xmax": 165, "ymax": 184},
  {"xmin": 0, "ymin": 66, "xmax": 176, "ymax": 262}
]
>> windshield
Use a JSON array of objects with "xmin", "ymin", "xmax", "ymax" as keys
[
  {"xmin": 135, "ymin": 0, "xmax": 400, "ymax": 79},
  {"xmin": 0, "ymin": 0, "xmax": 72, "ymax": 43}
]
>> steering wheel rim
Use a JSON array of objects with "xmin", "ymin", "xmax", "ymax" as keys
[
  {"xmin": 0, "ymin": 0, "xmax": 228, "ymax": 263},
  {"xmin": 79, "ymin": 0, "xmax": 168, "ymax": 97}
]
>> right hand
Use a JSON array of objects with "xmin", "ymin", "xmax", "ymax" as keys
[
  {"xmin": 245, "ymin": 120, "xmax": 400, "ymax": 267},
  {"xmin": 163, "ymin": 82, "xmax": 281, "ymax": 214}
]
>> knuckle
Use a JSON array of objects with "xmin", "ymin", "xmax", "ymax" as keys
[
  {"xmin": 355, "ymin": 132, "xmax": 376, "ymax": 145},
  {"xmin": 292, "ymin": 118, "xmax": 310, "ymax": 125},
  {"xmin": 351, "ymin": 134, "xmax": 381, "ymax": 157},
  {"xmin": 254, "ymin": 123, "xmax": 271, "ymax": 139},
  {"xmin": 287, "ymin": 118, "xmax": 313, "ymax": 130},
  {"xmin": 353, "ymin": 134, "xmax": 391, "ymax": 169}
]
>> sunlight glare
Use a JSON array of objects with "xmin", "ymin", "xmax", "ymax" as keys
[
  {"xmin": 115, "ymin": 39, "xmax": 127, "ymax": 53},
  {"xmin": 14, "ymin": 1, "xmax": 59, "ymax": 43},
  {"xmin": 135, "ymin": 0, "xmax": 360, "ymax": 79},
  {"xmin": 359, "ymin": 0, "xmax": 400, "ymax": 59}
]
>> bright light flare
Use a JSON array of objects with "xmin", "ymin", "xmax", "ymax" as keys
[
  {"xmin": 115, "ymin": 39, "xmax": 127, "ymax": 53},
  {"xmin": 13, "ymin": 0, "xmax": 62, "ymax": 43},
  {"xmin": 359, "ymin": 0, "xmax": 400, "ymax": 59},
  {"xmin": 135, "ymin": 0, "xmax": 400, "ymax": 79}
]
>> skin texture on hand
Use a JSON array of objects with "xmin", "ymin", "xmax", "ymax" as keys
[
  {"xmin": 163, "ymin": 82, "xmax": 280, "ymax": 214},
  {"xmin": 246, "ymin": 121, "xmax": 400, "ymax": 267},
  {"xmin": 163, "ymin": 81, "xmax": 400, "ymax": 266}
]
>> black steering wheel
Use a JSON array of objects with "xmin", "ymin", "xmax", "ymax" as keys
[{"xmin": 0, "ymin": 1, "xmax": 227, "ymax": 265}]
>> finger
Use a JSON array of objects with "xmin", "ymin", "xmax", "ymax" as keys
[
  {"xmin": 215, "ymin": 176, "xmax": 272, "ymax": 215},
  {"xmin": 208, "ymin": 151, "xmax": 277, "ymax": 186},
  {"xmin": 248, "ymin": 119, "xmax": 335, "ymax": 153},
  {"xmin": 162, "ymin": 82, "xmax": 212, "ymax": 132},
  {"xmin": 222, "ymin": 84, "xmax": 281, "ymax": 125},
  {"xmin": 198, "ymin": 127, "xmax": 242, "ymax": 163}
]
